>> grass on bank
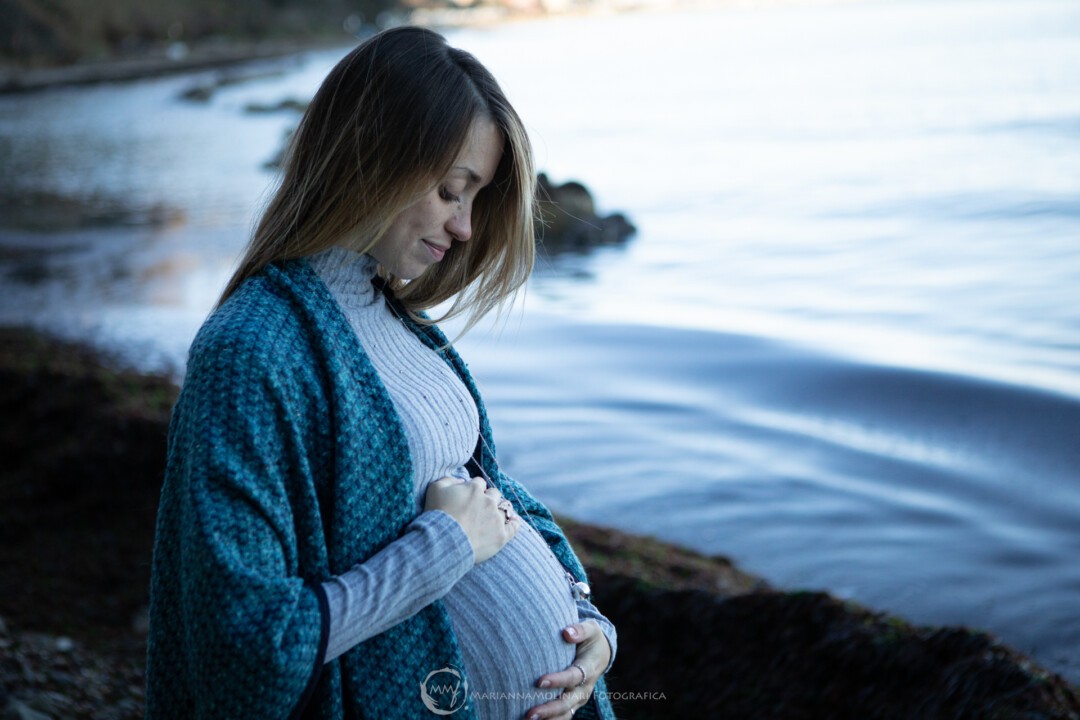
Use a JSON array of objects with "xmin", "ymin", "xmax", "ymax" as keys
[{"xmin": 0, "ymin": 0, "xmax": 390, "ymax": 67}]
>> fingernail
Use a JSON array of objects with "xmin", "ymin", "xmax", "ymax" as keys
[
  {"xmin": 529, "ymin": 715, "xmax": 540, "ymax": 720},
  {"xmin": 565, "ymin": 626, "xmax": 578, "ymax": 638},
  {"xmin": 539, "ymin": 679, "xmax": 550, "ymax": 688}
]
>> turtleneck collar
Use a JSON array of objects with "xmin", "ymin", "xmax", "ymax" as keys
[{"xmin": 309, "ymin": 246, "xmax": 382, "ymax": 312}]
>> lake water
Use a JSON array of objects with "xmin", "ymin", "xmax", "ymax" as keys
[{"xmin": 1, "ymin": 0, "xmax": 1078, "ymax": 682}]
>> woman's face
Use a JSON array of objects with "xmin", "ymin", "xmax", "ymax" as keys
[{"xmin": 368, "ymin": 116, "xmax": 504, "ymax": 280}]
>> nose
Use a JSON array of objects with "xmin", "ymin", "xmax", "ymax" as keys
[{"xmin": 446, "ymin": 208, "xmax": 472, "ymax": 243}]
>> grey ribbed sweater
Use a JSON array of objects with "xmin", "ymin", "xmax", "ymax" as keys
[{"xmin": 310, "ymin": 248, "xmax": 616, "ymax": 720}]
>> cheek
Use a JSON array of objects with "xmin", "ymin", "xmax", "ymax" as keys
[
  {"xmin": 416, "ymin": 200, "xmax": 444, "ymax": 229},
  {"xmin": 388, "ymin": 195, "xmax": 445, "ymax": 246},
  {"xmin": 391, "ymin": 209, "xmax": 424, "ymax": 240}
]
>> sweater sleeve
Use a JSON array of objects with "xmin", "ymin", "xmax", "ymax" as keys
[{"xmin": 321, "ymin": 509, "xmax": 474, "ymax": 663}]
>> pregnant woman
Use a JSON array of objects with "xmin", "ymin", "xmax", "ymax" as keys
[{"xmin": 145, "ymin": 26, "xmax": 617, "ymax": 720}]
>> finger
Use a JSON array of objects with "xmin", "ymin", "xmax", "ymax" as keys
[
  {"xmin": 523, "ymin": 691, "xmax": 582, "ymax": 720},
  {"xmin": 561, "ymin": 621, "xmax": 599, "ymax": 644},
  {"xmin": 565, "ymin": 620, "xmax": 610, "ymax": 675},
  {"xmin": 562, "ymin": 623, "xmax": 584, "ymax": 643},
  {"xmin": 535, "ymin": 663, "xmax": 588, "ymax": 692},
  {"xmin": 431, "ymin": 476, "xmax": 460, "ymax": 487}
]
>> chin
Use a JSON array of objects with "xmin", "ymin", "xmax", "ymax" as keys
[
  {"xmin": 399, "ymin": 264, "xmax": 428, "ymax": 281},
  {"xmin": 396, "ymin": 263, "xmax": 434, "ymax": 282}
]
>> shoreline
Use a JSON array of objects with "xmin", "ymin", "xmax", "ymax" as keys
[
  {"xmin": 0, "ymin": 0, "xmax": 852, "ymax": 95},
  {"xmin": 0, "ymin": 38, "xmax": 348, "ymax": 94},
  {"xmin": 1, "ymin": 324, "xmax": 1077, "ymax": 717}
]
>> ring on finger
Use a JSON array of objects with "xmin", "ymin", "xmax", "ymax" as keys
[{"xmin": 571, "ymin": 662, "xmax": 587, "ymax": 688}]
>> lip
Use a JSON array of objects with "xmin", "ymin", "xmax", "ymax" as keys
[{"xmin": 422, "ymin": 239, "xmax": 448, "ymax": 262}]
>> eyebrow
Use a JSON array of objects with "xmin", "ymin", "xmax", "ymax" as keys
[{"xmin": 453, "ymin": 166, "xmax": 484, "ymax": 184}]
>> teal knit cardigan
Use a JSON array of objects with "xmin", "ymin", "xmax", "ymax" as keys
[{"xmin": 145, "ymin": 258, "xmax": 617, "ymax": 719}]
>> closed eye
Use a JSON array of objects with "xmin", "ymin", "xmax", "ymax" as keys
[{"xmin": 439, "ymin": 186, "xmax": 461, "ymax": 204}]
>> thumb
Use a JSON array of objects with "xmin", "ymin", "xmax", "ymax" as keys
[{"xmin": 562, "ymin": 623, "xmax": 587, "ymax": 644}]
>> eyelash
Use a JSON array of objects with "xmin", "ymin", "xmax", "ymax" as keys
[{"xmin": 439, "ymin": 186, "xmax": 461, "ymax": 204}]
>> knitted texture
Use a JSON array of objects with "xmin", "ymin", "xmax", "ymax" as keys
[{"xmin": 145, "ymin": 257, "xmax": 617, "ymax": 720}]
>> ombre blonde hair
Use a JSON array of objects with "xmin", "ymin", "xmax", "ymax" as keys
[{"xmin": 219, "ymin": 27, "xmax": 535, "ymax": 332}]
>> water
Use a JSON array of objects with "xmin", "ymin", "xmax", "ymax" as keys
[{"xmin": 1, "ymin": 0, "xmax": 1078, "ymax": 681}]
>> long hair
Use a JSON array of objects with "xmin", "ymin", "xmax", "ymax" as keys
[{"xmin": 218, "ymin": 27, "xmax": 535, "ymax": 331}]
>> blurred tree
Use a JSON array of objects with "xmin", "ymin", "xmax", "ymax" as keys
[{"xmin": 0, "ymin": 0, "xmax": 401, "ymax": 68}]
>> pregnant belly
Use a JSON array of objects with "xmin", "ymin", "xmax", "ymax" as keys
[{"xmin": 441, "ymin": 521, "xmax": 580, "ymax": 720}]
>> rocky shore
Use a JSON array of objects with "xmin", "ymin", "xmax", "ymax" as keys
[
  {"xmin": 1, "ymin": 326, "xmax": 1078, "ymax": 719},
  {"xmin": 0, "ymin": 39, "xmax": 334, "ymax": 94}
]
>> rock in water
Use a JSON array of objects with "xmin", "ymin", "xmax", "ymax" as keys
[{"xmin": 536, "ymin": 172, "xmax": 637, "ymax": 254}]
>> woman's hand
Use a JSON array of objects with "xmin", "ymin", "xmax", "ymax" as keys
[
  {"xmin": 524, "ymin": 620, "xmax": 611, "ymax": 720},
  {"xmin": 424, "ymin": 476, "xmax": 520, "ymax": 564}
]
